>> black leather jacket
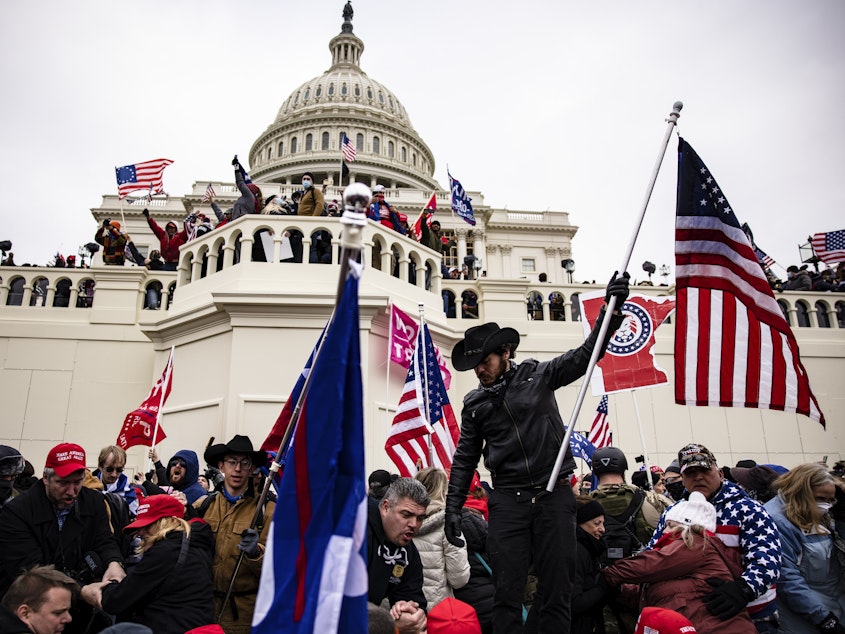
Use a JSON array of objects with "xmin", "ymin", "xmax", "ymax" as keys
[{"xmin": 447, "ymin": 309, "xmax": 623, "ymax": 506}]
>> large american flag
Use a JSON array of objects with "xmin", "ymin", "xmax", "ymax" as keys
[
  {"xmin": 115, "ymin": 158, "xmax": 173, "ymax": 199},
  {"xmin": 811, "ymin": 229, "xmax": 845, "ymax": 265},
  {"xmin": 588, "ymin": 395, "xmax": 612, "ymax": 448},
  {"xmin": 674, "ymin": 138, "xmax": 824, "ymax": 425},
  {"xmin": 341, "ymin": 133, "xmax": 357, "ymax": 163},
  {"xmin": 385, "ymin": 323, "xmax": 459, "ymax": 477}
]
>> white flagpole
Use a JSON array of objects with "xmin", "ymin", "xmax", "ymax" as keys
[
  {"xmin": 547, "ymin": 101, "xmax": 682, "ymax": 492},
  {"xmin": 146, "ymin": 346, "xmax": 174, "ymax": 474},
  {"xmin": 418, "ymin": 302, "xmax": 433, "ymax": 467},
  {"xmin": 385, "ymin": 306, "xmax": 394, "ymax": 435},
  {"xmin": 630, "ymin": 390, "xmax": 654, "ymax": 491}
]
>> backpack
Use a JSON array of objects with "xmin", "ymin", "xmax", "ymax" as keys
[{"xmin": 593, "ymin": 486, "xmax": 646, "ymax": 566}]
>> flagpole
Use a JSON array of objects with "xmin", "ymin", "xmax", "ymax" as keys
[
  {"xmin": 418, "ymin": 303, "xmax": 433, "ymax": 467},
  {"xmin": 385, "ymin": 306, "xmax": 393, "ymax": 441},
  {"xmin": 216, "ymin": 184, "xmax": 370, "ymax": 623},
  {"xmin": 546, "ymin": 101, "xmax": 682, "ymax": 492},
  {"xmin": 147, "ymin": 346, "xmax": 173, "ymax": 474},
  {"xmin": 629, "ymin": 391, "xmax": 654, "ymax": 491}
]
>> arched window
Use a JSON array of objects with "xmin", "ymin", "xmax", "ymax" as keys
[
  {"xmin": 6, "ymin": 277, "xmax": 24, "ymax": 306},
  {"xmin": 354, "ymin": 85, "xmax": 361, "ymax": 97},
  {"xmin": 442, "ymin": 289, "xmax": 457, "ymax": 318},
  {"xmin": 571, "ymin": 293, "xmax": 582, "ymax": 322},
  {"xmin": 278, "ymin": 142, "xmax": 284, "ymax": 156},
  {"xmin": 388, "ymin": 141, "xmax": 395, "ymax": 158},
  {"xmin": 267, "ymin": 146, "xmax": 272, "ymax": 160},
  {"xmin": 378, "ymin": 91, "xmax": 385, "ymax": 104},
  {"xmin": 373, "ymin": 136, "xmax": 380, "ymax": 154},
  {"xmin": 836, "ymin": 301, "xmax": 845, "ymax": 328},
  {"xmin": 527, "ymin": 291, "xmax": 543, "ymax": 321},
  {"xmin": 328, "ymin": 84, "xmax": 335, "ymax": 96},
  {"xmin": 305, "ymin": 134, "xmax": 313, "ymax": 151},
  {"xmin": 304, "ymin": 88, "xmax": 310, "ymax": 100},
  {"xmin": 322, "ymin": 131, "xmax": 330, "ymax": 150},
  {"xmin": 401, "ymin": 147, "xmax": 407, "ymax": 162},
  {"xmin": 356, "ymin": 133, "xmax": 364, "ymax": 151},
  {"xmin": 412, "ymin": 152, "xmax": 417, "ymax": 166},
  {"xmin": 777, "ymin": 299, "xmax": 791, "ymax": 326},
  {"xmin": 815, "ymin": 301, "xmax": 831, "ymax": 328},
  {"xmin": 291, "ymin": 137, "xmax": 298, "ymax": 153},
  {"xmin": 549, "ymin": 292, "xmax": 565, "ymax": 321},
  {"xmin": 294, "ymin": 91, "xmax": 300, "ymax": 105},
  {"xmin": 367, "ymin": 87, "xmax": 373, "ymax": 100},
  {"xmin": 341, "ymin": 83, "xmax": 348, "ymax": 96},
  {"xmin": 796, "ymin": 301, "xmax": 810, "ymax": 327},
  {"xmin": 315, "ymin": 85, "xmax": 322, "ymax": 97}
]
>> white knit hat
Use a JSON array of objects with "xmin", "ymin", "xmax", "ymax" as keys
[{"xmin": 664, "ymin": 491, "xmax": 717, "ymax": 533}]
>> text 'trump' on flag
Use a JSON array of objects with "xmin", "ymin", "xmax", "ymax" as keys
[
  {"xmin": 116, "ymin": 349, "xmax": 173, "ymax": 449},
  {"xmin": 674, "ymin": 138, "xmax": 824, "ymax": 425}
]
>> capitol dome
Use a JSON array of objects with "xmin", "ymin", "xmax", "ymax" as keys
[{"xmin": 248, "ymin": 5, "xmax": 440, "ymax": 192}]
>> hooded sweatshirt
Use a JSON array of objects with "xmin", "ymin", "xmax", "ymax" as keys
[{"xmin": 168, "ymin": 450, "xmax": 207, "ymax": 504}]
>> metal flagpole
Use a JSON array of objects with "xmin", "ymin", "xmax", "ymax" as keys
[
  {"xmin": 418, "ymin": 302, "xmax": 434, "ymax": 467},
  {"xmin": 216, "ymin": 183, "xmax": 371, "ymax": 623},
  {"xmin": 630, "ymin": 390, "xmax": 654, "ymax": 491},
  {"xmin": 546, "ymin": 101, "xmax": 682, "ymax": 492}
]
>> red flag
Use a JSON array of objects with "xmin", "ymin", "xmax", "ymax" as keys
[
  {"xmin": 388, "ymin": 304, "xmax": 452, "ymax": 389},
  {"xmin": 580, "ymin": 292, "xmax": 676, "ymax": 394},
  {"xmin": 385, "ymin": 324, "xmax": 459, "ymax": 477},
  {"xmin": 588, "ymin": 395, "xmax": 611, "ymax": 448},
  {"xmin": 117, "ymin": 349, "xmax": 173, "ymax": 449},
  {"xmin": 675, "ymin": 139, "xmax": 824, "ymax": 425},
  {"xmin": 412, "ymin": 194, "xmax": 437, "ymax": 241}
]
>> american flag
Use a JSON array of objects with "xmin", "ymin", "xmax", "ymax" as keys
[
  {"xmin": 753, "ymin": 246, "xmax": 776, "ymax": 269},
  {"xmin": 588, "ymin": 395, "xmax": 611, "ymax": 448},
  {"xmin": 385, "ymin": 323, "xmax": 459, "ymax": 477},
  {"xmin": 341, "ymin": 133, "xmax": 356, "ymax": 163},
  {"xmin": 115, "ymin": 158, "xmax": 173, "ymax": 199},
  {"xmin": 201, "ymin": 182, "xmax": 215, "ymax": 203},
  {"xmin": 811, "ymin": 229, "xmax": 845, "ymax": 265},
  {"xmin": 674, "ymin": 138, "xmax": 824, "ymax": 426}
]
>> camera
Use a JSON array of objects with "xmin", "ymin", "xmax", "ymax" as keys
[{"xmin": 66, "ymin": 551, "xmax": 103, "ymax": 585}]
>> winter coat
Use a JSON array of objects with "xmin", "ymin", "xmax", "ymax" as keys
[
  {"xmin": 571, "ymin": 526, "xmax": 607, "ymax": 634},
  {"xmin": 0, "ymin": 480, "xmax": 123, "ymax": 596},
  {"xmin": 605, "ymin": 531, "xmax": 756, "ymax": 634},
  {"xmin": 168, "ymin": 449, "xmax": 208, "ymax": 505},
  {"xmin": 764, "ymin": 494, "xmax": 845, "ymax": 632},
  {"xmin": 366, "ymin": 498, "xmax": 427, "ymax": 610},
  {"xmin": 94, "ymin": 226, "xmax": 127, "ymax": 265},
  {"xmin": 0, "ymin": 604, "xmax": 29, "ymax": 633},
  {"xmin": 454, "ymin": 508, "xmax": 494, "ymax": 633},
  {"xmin": 100, "ymin": 520, "xmax": 215, "ymax": 633},
  {"xmin": 297, "ymin": 186, "xmax": 325, "ymax": 216},
  {"xmin": 447, "ymin": 309, "xmax": 623, "ymax": 499},
  {"xmin": 195, "ymin": 490, "xmax": 274, "ymax": 634},
  {"xmin": 147, "ymin": 216, "xmax": 188, "ymax": 263},
  {"xmin": 783, "ymin": 269, "xmax": 812, "ymax": 291},
  {"xmin": 648, "ymin": 480, "xmax": 781, "ymax": 618},
  {"xmin": 413, "ymin": 500, "xmax": 471, "ymax": 608},
  {"xmin": 231, "ymin": 167, "xmax": 259, "ymax": 220}
]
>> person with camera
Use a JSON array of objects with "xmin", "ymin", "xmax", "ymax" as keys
[
  {"xmin": 0, "ymin": 443, "xmax": 125, "ymax": 634},
  {"xmin": 94, "ymin": 219, "xmax": 128, "ymax": 266}
]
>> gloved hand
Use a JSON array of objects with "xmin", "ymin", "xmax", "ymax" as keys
[
  {"xmin": 238, "ymin": 528, "xmax": 260, "ymax": 557},
  {"xmin": 444, "ymin": 511, "xmax": 464, "ymax": 548},
  {"xmin": 703, "ymin": 578, "xmax": 753, "ymax": 619},
  {"xmin": 103, "ymin": 218, "xmax": 111, "ymax": 228},
  {"xmin": 142, "ymin": 208, "xmax": 149, "ymax": 218},
  {"xmin": 605, "ymin": 271, "xmax": 630, "ymax": 307},
  {"xmin": 231, "ymin": 155, "xmax": 239, "ymax": 167},
  {"xmin": 818, "ymin": 612, "xmax": 845, "ymax": 633}
]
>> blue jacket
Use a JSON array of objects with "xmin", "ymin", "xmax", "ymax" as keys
[
  {"xmin": 169, "ymin": 449, "xmax": 208, "ymax": 505},
  {"xmin": 764, "ymin": 494, "xmax": 845, "ymax": 631}
]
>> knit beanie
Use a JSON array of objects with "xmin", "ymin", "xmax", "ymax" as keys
[
  {"xmin": 664, "ymin": 491, "xmax": 717, "ymax": 533},
  {"xmin": 664, "ymin": 459, "xmax": 681, "ymax": 476},
  {"xmin": 426, "ymin": 598, "xmax": 481, "ymax": 634},
  {"xmin": 576, "ymin": 499, "xmax": 606, "ymax": 525}
]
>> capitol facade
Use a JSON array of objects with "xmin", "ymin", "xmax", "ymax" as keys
[{"xmin": 0, "ymin": 6, "xmax": 841, "ymax": 476}]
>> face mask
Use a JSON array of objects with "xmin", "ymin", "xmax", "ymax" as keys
[
  {"xmin": 666, "ymin": 480, "xmax": 685, "ymax": 501},
  {"xmin": 273, "ymin": 197, "xmax": 282, "ymax": 205},
  {"xmin": 0, "ymin": 480, "xmax": 13, "ymax": 500},
  {"xmin": 302, "ymin": 180, "xmax": 312, "ymax": 189},
  {"xmin": 818, "ymin": 502, "xmax": 833, "ymax": 514}
]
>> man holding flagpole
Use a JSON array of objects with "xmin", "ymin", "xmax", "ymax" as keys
[{"xmin": 444, "ymin": 274, "xmax": 629, "ymax": 634}]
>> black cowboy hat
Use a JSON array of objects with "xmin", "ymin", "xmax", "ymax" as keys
[
  {"xmin": 203, "ymin": 434, "xmax": 266, "ymax": 469},
  {"xmin": 452, "ymin": 322, "xmax": 520, "ymax": 371}
]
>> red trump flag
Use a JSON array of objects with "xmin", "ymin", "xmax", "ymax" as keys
[{"xmin": 117, "ymin": 349, "xmax": 173, "ymax": 449}]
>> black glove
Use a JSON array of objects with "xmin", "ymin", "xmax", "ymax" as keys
[
  {"xmin": 231, "ymin": 155, "xmax": 239, "ymax": 167},
  {"xmin": 142, "ymin": 208, "xmax": 149, "ymax": 218},
  {"xmin": 818, "ymin": 612, "xmax": 845, "ymax": 633},
  {"xmin": 605, "ymin": 271, "xmax": 630, "ymax": 307},
  {"xmin": 102, "ymin": 218, "xmax": 111, "ymax": 228},
  {"xmin": 703, "ymin": 578, "xmax": 753, "ymax": 619},
  {"xmin": 238, "ymin": 528, "xmax": 260, "ymax": 557},
  {"xmin": 444, "ymin": 511, "xmax": 464, "ymax": 548}
]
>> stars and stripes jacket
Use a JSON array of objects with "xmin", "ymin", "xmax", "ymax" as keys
[{"xmin": 648, "ymin": 480, "xmax": 781, "ymax": 616}]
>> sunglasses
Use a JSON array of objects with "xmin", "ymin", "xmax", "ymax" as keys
[
  {"xmin": 168, "ymin": 459, "xmax": 187, "ymax": 469},
  {"xmin": 104, "ymin": 466, "xmax": 124, "ymax": 474}
]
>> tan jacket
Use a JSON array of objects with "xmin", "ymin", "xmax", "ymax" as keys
[
  {"xmin": 197, "ymin": 492, "xmax": 275, "ymax": 634},
  {"xmin": 297, "ymin": 187, "xmax": 325, "ymax": 216}
]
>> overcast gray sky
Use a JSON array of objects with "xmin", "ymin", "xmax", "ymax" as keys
[{"xmin": 1, "ymin": 1, "xmax": 842, "ymax": 283}]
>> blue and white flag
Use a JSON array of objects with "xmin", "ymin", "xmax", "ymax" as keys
[
  {"xmin": 568, "ymin": 427, "xmax": 596, "ymax": 466},
  {"xmin": 448, "ymin": 171, "xmax": 476, "ymax": 227},
  {"xmin": 252, "ymin": 266, "xmax": 368, "ymax": 634}
]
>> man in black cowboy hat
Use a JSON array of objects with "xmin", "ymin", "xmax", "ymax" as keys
[
  {"xmin": 444, "ymin": 273, "xmax": 630, "ymax": 634},
  {"xmin": 194, "ymin": 435, "xmax": 272, "ymax": 634}
]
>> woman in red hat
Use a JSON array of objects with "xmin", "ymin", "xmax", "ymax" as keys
[{"xmin": 81, "ymin": 494, "xmax": 216, "ymax": 633}]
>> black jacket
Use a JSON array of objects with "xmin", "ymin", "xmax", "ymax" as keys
[
  {"xmin": 366, "ymin": 499, "xmax": 427, "ymax": 610},
  {"xmin": 0, "ymin": 481, "xmax": 123, "ymax": 595},
  {"xmin": 447, "ymin": 309, "xmax": 623, "ymax": 501},
  {"xmin": 572, "ymin": 526, "xmax": 608, "ymax": 634},
  {"xmin": 0, "ymin": 604, "xmax": 29, "ymax": 633},
  {"xmin": 101, "ymin": 520, "xmax": 215, "ymax": 633},
  {"xmin": 454, "ymin": 508, "xmax": 494, "ymax": 633}
]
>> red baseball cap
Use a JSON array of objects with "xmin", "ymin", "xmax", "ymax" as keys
[
  {"xmin": 634, "ymin": 607, "xmax": 698, "ymax": 633},
  {"xmin": 124, "ymin": 494, "xmax": 184, "ymax": 532},
  {"xmin": 45, "ymin": 443, "xmax": 87, "ymax": 478},
  {"xmin": 426, "ymin": 598, "xmax": 481, "ymax": 634}
]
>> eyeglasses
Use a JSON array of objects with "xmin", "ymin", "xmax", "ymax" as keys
[
  {"xmin": 104, "ymin": 466, "xmax": 124, "ymax": 474},
  {"xmin": 224, "ymin": 458, "xmax": 253, "ymax": 470}
]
